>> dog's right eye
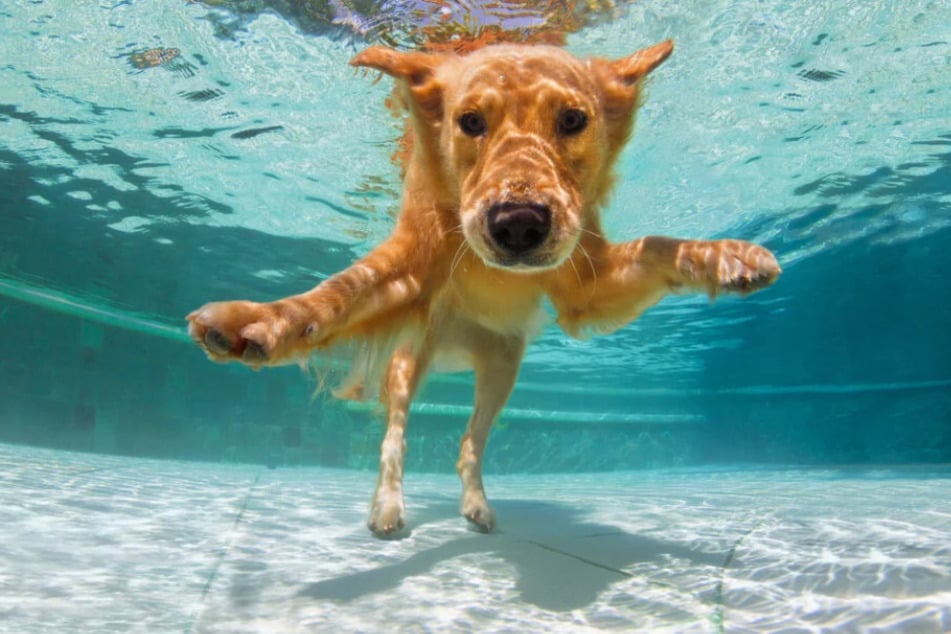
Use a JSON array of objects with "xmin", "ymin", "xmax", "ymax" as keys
[
  {"xmin": 557, "ymin": 108, "xmax": 588, "ymax": 136},
  {"xmin": 458, "ymin": 112, "xmax": 487, "ymax": 137}
]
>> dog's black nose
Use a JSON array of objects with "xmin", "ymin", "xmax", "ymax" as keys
[{"xmin": 487, "ymin": 203, "xmax": 551, "ymax": 255}]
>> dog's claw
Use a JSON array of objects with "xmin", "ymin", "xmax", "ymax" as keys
[
  {"xmin": 462, "ymin": 498, "xmax": 496, "ymax": 533},
  {"xmin": 465, "ymin": 512, "xmax": 495, "ymax": 533},
  {"xmin": 720, "ymin": 245, "xmax": 781, "ymax": 295},
  {"xmin": 369, "ymin": 520, "xmax": 405, "ymax": 539},
  {"xmin": 368, "ymin": 501, "xmax": 406, "ymax": 538}
]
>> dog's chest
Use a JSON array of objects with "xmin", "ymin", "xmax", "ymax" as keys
[
  {"xmin": 436, "ymin": 269, "xmax": 549, "ymax": 339},
  {"xmin": 427, "ymin": 280, "xmax": 548, "ymax": 373}
]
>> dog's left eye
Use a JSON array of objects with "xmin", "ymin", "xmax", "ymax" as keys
[
  {"xmin": 556, "ymin": 108, "xmax": 588, "ymax": 136},
  {"xmin": 458, "ymin": 112, "xmax": 487, "ymax": 137}
]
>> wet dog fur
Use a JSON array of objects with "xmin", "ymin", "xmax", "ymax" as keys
[{"xmin": 187, "ymin": 41, "xmax": 781, "ymax": 537}]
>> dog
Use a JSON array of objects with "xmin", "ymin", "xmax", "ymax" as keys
[{"xmin": 187, "ymin": 40, "xmax": 781, "ymax": 537}]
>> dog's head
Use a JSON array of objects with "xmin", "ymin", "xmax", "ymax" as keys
[{"xmin": 351, "ymin": 41, "xmax": 673, "ymax": 272}]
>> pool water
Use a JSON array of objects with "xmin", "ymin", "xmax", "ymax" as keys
[{"xmin": 1, "ymin": 0, "xmax": 950, "ymax": 631}]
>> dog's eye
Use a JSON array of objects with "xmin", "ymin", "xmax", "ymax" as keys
[
  {"xmin": 458, "ymin": 112, "xmax": 487, "ymax": 137},
  {"xmin": 557, "ymin": 108, "xmax": 588, "ymax": 136}
]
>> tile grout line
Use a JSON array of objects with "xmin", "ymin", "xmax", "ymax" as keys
[
  {"xmin": 524, "ymin": 539, "xmax": 633, "ymax": 578},
  {"xmin": 183, "ymin": 471, "xmax": 263, "ymax": 634},
  {"xmin": 710, "ymin": 514, "xmax": 768, "ymax": 634}
]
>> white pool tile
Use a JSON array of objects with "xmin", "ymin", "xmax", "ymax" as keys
[{"xmin": 2, "ymin": 446, "xmax": 949, "ymax": 633}]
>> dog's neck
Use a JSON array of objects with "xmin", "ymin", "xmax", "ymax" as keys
[{"xmin": 399, "ymin": 128, "xmax": 463, "ymax": 229}]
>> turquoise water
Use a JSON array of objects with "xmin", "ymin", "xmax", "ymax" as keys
[
  {"xmin": 1, "ymin": 0, "xmax": 950, "ymax": 472},
  {"xmin": 3, "ymin": 3, "xmax": 951, "ymax": 632}
]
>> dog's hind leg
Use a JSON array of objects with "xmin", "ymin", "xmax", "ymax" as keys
[
  {"xmin": 368, "ymin": 343, "xmax": 429, "ymax": 537},
  {"xmin": 457, "ymin": 333, "xmax": 525, "ymax": 533}
]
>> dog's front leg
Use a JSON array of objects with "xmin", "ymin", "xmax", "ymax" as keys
[
  {"xmin": 554, "ymin": 236, "xmax": 781, "ymax": 337},
  {"xmin": 187, "ymin": 236, "xmax": 422, "ymax": 366},
  {"xmin": 457, "ymin": 332, "xmax": 525, "ymax": 532},
  {"xmin": 367, "ymin": 344, "xmax": 429, "ymax": 537}
]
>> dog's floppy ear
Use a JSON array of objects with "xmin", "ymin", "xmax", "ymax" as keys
[
  {"xmin": 607, "ymin": 39, "xmax": 674, "ymax": 86},
  {"xmin": 593, "ymin": 39, "xmax": 673, "ymax": 121},
  {"xmin": 350, "ymin": 47, "xmax": 446, "ymax": 119}
]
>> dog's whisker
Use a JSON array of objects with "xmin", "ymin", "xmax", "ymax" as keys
[
  {"xmin": 443, "ymin": 223, "xmax": 464, "ymax": 238},
  {"xmin": 567, "ymin": 254, "xmax": 583, "ymax": 290},
  {"xmin": 451, "ymin": 246, "xmax": 469, "ymax": 281},
  {"xmin": 578, "ymin": 242, "xmax": 598, "ymax": 299},
  {"xmin": 449, "ymin": 241, "xmax": 469, "ymax": 281}
]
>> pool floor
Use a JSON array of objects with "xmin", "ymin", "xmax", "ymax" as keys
[{"xmin": 1, "ymin": 443, "xmax": 949, "ymax": 633}]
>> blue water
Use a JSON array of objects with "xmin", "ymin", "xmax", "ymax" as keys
[
  {"xmin": 3, "ymin": 3, "xmax": 951, "ymax": 632},
  {"xmin": 1, "ymin": 0, "xmax": 949, "ymax": 471}
]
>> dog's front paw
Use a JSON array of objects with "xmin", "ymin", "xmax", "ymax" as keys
[
  {"xmin": 368, "ymin": 498, "xmax": 406, "ymax": 538},
  {"xmin": 461, "ymin": 492, "xmax": 496, "ymax": 533},
  {"xmin": 186, "ymin": 300, "xmax": 299, "ymax": 366},
  {"xmin": 680, "ymin": 240, "xmax": 781, "ymax": 297}
]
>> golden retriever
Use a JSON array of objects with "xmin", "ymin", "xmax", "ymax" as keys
[{"xmin": 187, "ymin": 40, "xmax": 781, "ymax": 537}]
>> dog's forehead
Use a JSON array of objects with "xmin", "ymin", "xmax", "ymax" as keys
[{"xmin": 446, "ymin": 46, "xmax": 595, "ymax": 99}]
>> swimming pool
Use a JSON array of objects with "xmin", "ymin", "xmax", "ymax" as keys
[{"xmin": 1, "ymin": 0, "xmax": 949, "ymax": 631}]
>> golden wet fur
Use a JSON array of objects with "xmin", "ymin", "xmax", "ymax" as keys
[{"xmin": 187, "ymin": 41, "xmax": 781, "ymax": 537}]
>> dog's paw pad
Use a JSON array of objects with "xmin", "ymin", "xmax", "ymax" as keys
[
  {"xmin": 241, "ymin": 340, "xmax": 269, "ymax": 364},
  {"xmin": 186, "ymin": 301, "xmax": 289, "ymax": 365},
  {"xmin": 203, "ymin": 328, "xmax": 234, "ymax": 355}
]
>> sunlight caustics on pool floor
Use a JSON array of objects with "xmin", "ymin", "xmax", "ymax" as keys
[
  {"xmin": 2, "ymin": 0, "xmax": 950, "ymax": 470},
  {"xmin": 2, "ymin": 444, "xmax": 949, "ymax": 633}
]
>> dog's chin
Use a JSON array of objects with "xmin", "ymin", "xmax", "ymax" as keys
[
  {"xmin": 484, "ymin": 255, "xmax": 559, "ymax": 273},
  {"xmin": 469, "ymin": 240, "xmax": 574, "ymax": 273}
]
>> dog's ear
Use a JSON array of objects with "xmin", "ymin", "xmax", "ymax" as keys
[
  {"xmin": 607, "ymin": 39, "xmax": 674, "ymax": 86},
  {"xmin": 592, "ymin": 39, "xmax": 673, "ymax": 121},
  {"xmin": 350, "ymin": 47, "xmax": 446, "ymax": 119}
]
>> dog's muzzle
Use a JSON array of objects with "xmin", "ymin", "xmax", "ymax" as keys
[{"xmin": 486, "ymin": 202, "xmax": 551, "ymax": 257}]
